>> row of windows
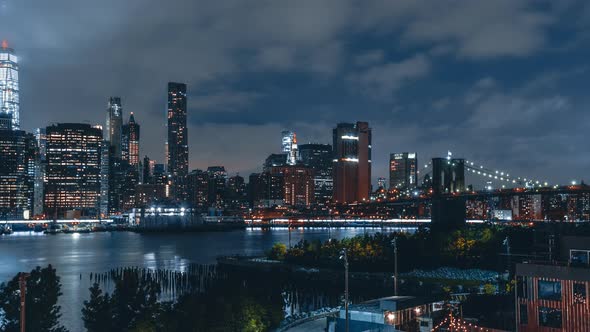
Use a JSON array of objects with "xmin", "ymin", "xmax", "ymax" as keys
[
  {"xmin": 519, "ymin": 279, "xmax": 588, "ymax": 328},
  {"xmin": 518, "ymin": 277, "xmax": 588, "ymax": 302}
]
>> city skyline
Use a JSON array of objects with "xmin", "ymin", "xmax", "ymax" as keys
[{"xmin": 1, "ymin": 1, "xmax": 589, "ymax": 185}]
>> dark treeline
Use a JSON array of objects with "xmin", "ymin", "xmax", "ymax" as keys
[
  {"xmin": 3, "ymin": 263, "xmax": 389, "ymax": 332},
  {"xmin": 270, "ymin": 223, "xmax": 586, "ymax": 273},
  {"xmin": 81, "ymin": 263, "xmax": 402, "ymax": 331}
]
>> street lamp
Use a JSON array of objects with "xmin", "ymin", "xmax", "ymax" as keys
[
  {"xmin": 288, "ymin": 220, "xmax": 292, "ymax": 249},
  {"xmin": 392, "ymin": 237, "xmax": 398, "ymax": 296},
  {"xmin": 340, "ymin": 249, "xmax": 349, "ymax": 332},
  {"xmin": 19, "ymin": 272, "xmax": 30, "ymax": 332}
]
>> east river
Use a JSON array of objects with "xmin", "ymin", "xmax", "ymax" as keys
[{"xmin": 0, "ymin": 227, "xmax": 412, "ymax": 331}]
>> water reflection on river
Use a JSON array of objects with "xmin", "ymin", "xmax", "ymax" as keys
[{"xmin": 0, "ymin": 227, "xmax": 414, "ymax": 330}]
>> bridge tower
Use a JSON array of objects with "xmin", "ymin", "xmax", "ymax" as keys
[{"xmin": 431, "ymin": 157, "xmax": 466, "ymax": 231}]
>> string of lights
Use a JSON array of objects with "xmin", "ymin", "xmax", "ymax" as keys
[
  {"xmin": 409, "ymin": 151, "xmax": 564, "ymax": 190},
  {"xmin": 464, "ymin": 159, "xmax": 551, "ymax": 188},
  {"xmin": 431, "ymin": 312, "xmax": 494, "ymax": 332}
]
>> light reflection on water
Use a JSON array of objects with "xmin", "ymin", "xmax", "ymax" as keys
[{"xmin": 0, "ymin": 227, "xmax": 413, "ymax": 330}]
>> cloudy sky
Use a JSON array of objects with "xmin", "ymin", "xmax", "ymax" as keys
[{"xmin": 2, "ymin": 0, "xmax": 589, "ymax": 186}]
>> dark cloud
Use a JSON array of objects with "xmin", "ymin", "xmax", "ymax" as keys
[{"xmin": 1, "ymin": 0, "xmax": 589, "ymax": 186}]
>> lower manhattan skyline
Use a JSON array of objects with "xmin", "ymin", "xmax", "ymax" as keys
[
  {"xmin": 2, "ymin": 2, "xmax": 590, "ymax": 332},
  {"xmin": 1, "ymin": 1, "xmax": 590, "ymax": 185}
]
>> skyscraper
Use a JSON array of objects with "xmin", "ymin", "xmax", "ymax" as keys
[
  {"xmin": 99, "ymin": 139, "xmax": 109, "ymax": 217},
  {"xmin": 122, "ymin": 112, "xmax": 140, "ymax": 166},
  {"xmin": 287, "ymin": 133, "xmax": 298, "ymax": 165},
  {"xmin": 389, "ymin": 153, "xmax": 418, "ymax": 192},
  {"xmin": 142, "ymin": 156, "xmax": 152, "ymax": 184},
  {"xmin": 207, "ymin": 166, "xmax": 227, "ymax": 208},
  {"xmin": 248, "ymin": 172, "xmax": 284, "ymax": 208},
  {"xmin": 106, "ymin": 97, "xmax": 123, "ymax": 159},
  {"xmin": 44, "ymin": 123, "xmax": 102, "ymax": 218},
  {"xmin": 166, "ymin": 82, "xmax": 188, "ymax": 202},
  {"xmin": 187, "ymin": 169, "xmax": 209, "ymax": 211},
  {"xmin": 281, "ymin": 130, "xmax": 294, "ymax": 154},
  {"xmin": 0, "ymin": 114, "xmax": 37, "ymax": 219},
  {"xmin": 33, "ymin": 128, "xmax": 47, "ymax": 216},
  {"xmin": 226, "ymin": 175, "xmax": 247, "ymax": 211},
  {"xmin": 0, "ymin": 41, "xmax": 20, "ymax": 130},
  {"xmin": 332, "ymin": 122, "xmax": 371, "ymax": 203},
  {"xmin": 377, "ymin": 177, "xmax": 387, "ymax": 189},
  {"xmin": 264, "ymin": 153, "xmax": 288, "ymax": 171},
  {"xmin": 299, "ymin": 143, "xmax": 333, "ymax": 204},
  {"xmin": 272, "ymin": 165, "xmax": 314, "ymax": 207}
]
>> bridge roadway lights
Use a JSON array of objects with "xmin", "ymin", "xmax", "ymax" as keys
[{"xmin": 3, "ymin": 219, "xmax": 111, "ymax": 225}]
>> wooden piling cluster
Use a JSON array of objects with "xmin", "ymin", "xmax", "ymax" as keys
[{"xmin": 89, "ymin": 264, "xmax": 222, "ymax": 300}]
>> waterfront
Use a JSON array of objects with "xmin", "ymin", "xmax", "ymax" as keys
[{"xmin": 0, "ymin": 227, "xmax": 410, "ymax": 330}]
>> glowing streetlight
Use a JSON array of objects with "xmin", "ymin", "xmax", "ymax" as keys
[
  {"xmin": 339, "ymin": 249, "xmax": 349, "ymax": 332},
  {"xmin": 392, "ymin": 237, "xmax": 398, "ymax": 296}
]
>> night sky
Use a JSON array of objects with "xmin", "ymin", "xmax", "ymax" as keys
[{"xmin": 1, "ymin": 0, "xmax": 589, "ymax": 186}]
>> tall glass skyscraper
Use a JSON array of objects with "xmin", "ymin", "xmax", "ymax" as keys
[
  {"xmin": 0, "ymin": 41, "xmax": 20, "ymax": 130},
  {"xmin": 122, "ymin": 112, "xmax": 140, "ymax": 166},
  {"xmin": 281, "ymin": 130, "xmax": 294, "ymax": 153},
  {"xmin": 166, "ymin": 82, "xmax": 188, "ymax": 202},
  {"xmin": 106, "ymin": 97, "xmax": 123, "ymax": 159}
]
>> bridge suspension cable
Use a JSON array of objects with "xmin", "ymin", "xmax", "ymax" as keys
[{"xmin": 464, "ymin": 158, "xmax": 550, "ymax": 188}]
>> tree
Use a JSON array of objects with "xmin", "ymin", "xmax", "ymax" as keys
[
  {"xmin": 82, "ymin": 283, "xmax": 113, "ymax": 332},
  {"xmin": 0, "ymin": 265, "xmax": 67, "ymax": 332},
  {"xmin": 110, "ymin": 272, "xmax": 161, "ymax": 331},
  {"xmin": 268, "ymin": 243, "xmax": 287, "ymax": 260},
  {"xmin": 483, "ymin": 283, "xmax": 496, "ymax": 295}
]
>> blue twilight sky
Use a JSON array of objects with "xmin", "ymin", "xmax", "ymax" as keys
[{"xmin": 1, "ymin": 0, "xmax": 589, "ymax": 186}]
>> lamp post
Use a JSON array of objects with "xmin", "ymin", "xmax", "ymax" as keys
[
  {"xmin": 19, "ymin": 272, "xmax": 30, "ymax": 332},
  {"xmin": 392, "ymin": 237, "xmax": 398, "ymax": 296},
  {"xmin": 340, "ymin": 249, "xmax": 349, "ymax": 332},
  {"xmin": 288, "ymin": 220, "xmax": 292, "ymax": 249}
]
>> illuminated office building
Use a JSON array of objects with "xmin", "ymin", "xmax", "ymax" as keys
[
  {"xmin": 106, "ymin": 97, "xmax": 123, "ymax": 159},
  {"xmin": 272, "ymin": 166, "xmax": 314, "ymax": 207},
  {"xmin": 44, "ymin": 123, "xmax": 102, "ymax": 218},
  {"xmin": 142, "ymin": 156, "xmax": 152, "ymax": 184},
  {"xmin": 332, "ymin": 122, "xmax": 371, "ymax": 203},
  {"xmin": 187, "ymin": 169, "xmax": 209, "ymax": 211},
  {"xmin": 287, "ymin": 133, "xmax": 298, "ymax": 165},
  {"xmin": 99, "ymin": 140, "xmax": 110, "ymax": 217},
  {"xmin": 207, "ymin": 166, "xmax": 227, "ymax": 208},
  {"xmin": 0, "ymin": 114, "xmax": 37, "ymax": 219},
  {"xmin": 389, "ymin": 153, "xmax": 418, "ymax": 191},
  {"xmin": 0, "ymin": 41, "xmax": 20, "ymax": 130},
  {"xmin": 248, "ymin": 172, "xmax": 284, "ymax": 208},
  {"xmin": 152, "ymin": 163, "xmax": 167, "ymax": 186},
  {"xmin": 107, "ymin": 152, "xmax": 138, "ymax": 214},
  {"xmin": 33, "ymin": 128, "xmax": 46, "ymax": 216},
  {"xmin": 226, "ymin": 175, "xmax": 247, "ymax": 211},
  {"xmin": 166, "ymin": 82, "xmax": 189, "ymax": 202},
  {"xmin": 135, "ymin": 184, "xmax": 167, "ymax": 208},
  {"xmin": 122, "ymin": 112, "xmax": 140, "ymax": 167},
  {"xmin": 299, "ymin": 143, "xmax": 333, "ymax": 204},
  {"xmin": 281, "ymin": 130, "xmax": 294, "ymax": 154}
]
